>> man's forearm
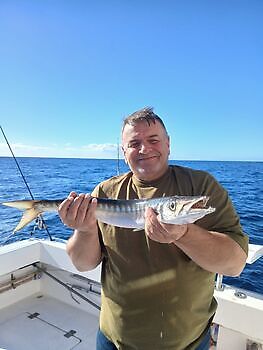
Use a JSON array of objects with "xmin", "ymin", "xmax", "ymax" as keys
[
  {"xmin": 174, "ymin": 224, "xmax": 247, "ymax": 276},
  {"xmin": 66, "ymin": 230, "xmax": 102, "ymax": 272}
]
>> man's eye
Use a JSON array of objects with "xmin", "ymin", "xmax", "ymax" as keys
[
  {"xmin": 150, "ymin": 139, "xmax": 159, "ymax": 144},
  {"xmin": 128, "ymin": 142, "xmax": 140, "ymax": 148}
]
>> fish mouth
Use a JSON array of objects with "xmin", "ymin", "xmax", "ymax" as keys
[
  {"xmin": 191, "ymin": 197, "xmax": 209, "ymax": 209},
  {"xmin": 176, "ymin": 196, "xmax": 211, "ymax": 216}
]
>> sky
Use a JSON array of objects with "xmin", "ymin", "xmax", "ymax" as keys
[{"xmin": 0, "ymin": 0, "xmax": 262, "ymax": 161}]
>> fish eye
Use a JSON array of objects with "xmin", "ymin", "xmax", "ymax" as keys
[{"xmin": 169, "ymin": 201, "xmax": 176, "ymax": 211}]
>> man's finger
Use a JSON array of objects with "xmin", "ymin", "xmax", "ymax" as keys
[
  {"xmin": 67, "ymin": 194, "xmax": 86, "ymax": 221},
  {"xmin": 76, "ymin": 194, "xmax": 93, "ymax": 223},
  {"xmin": 58, "ymin": 194, "xmax": 76, "ymax": 217},
  {"xmin": 82, "ymin": 197, "xmax": 98, "ymax": 226}
]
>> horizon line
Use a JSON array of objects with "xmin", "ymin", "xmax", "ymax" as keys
[{"xmin": 0, "ymin": 155, "xmax": 262, "ymax": 163}]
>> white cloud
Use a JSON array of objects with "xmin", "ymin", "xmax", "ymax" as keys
[
  {"xmin": 82, "ymin": 143, "xmax": 117, "ymax": 152},
  {"xmin": 0, "ymin": 142, "xmax": 122, "ymax": 159}
]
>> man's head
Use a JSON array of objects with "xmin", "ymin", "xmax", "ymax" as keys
[
  {"xmin": 121, "ymin": 107, "xmax": 170, "ymax": 182},
  {"xmin": 121, "ymin": 107, "xmax": 168, "ymax": 135}
]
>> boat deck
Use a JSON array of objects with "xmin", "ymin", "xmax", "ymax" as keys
[
  {"xmin": 0, "ymin": 240, "xmax": 262, "ymax": 350},
  {"xmin": 0, "ymin": 293, "xmax": 99, "ymax": 350}
]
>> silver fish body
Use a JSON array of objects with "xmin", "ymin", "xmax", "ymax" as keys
[{"xmin": 2, "ymin": 196, "xmax": 215, "ymax": 233}]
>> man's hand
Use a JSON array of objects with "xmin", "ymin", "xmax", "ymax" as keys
[
  {"xmin": 59, "ymin": 192, "xmax": 102, "ymax": 271},
  {"xmin": 144, "ymin": 207, "xmax": 188, "ymax": 243},
  {"xmin": 58, "ymin": 192, "xmax": 98, "ymax": 233}
]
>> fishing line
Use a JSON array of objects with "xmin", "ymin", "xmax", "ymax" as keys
[
  {"xmin": 0, "ymin": 126, "xmax": 34, "ymax": 199},
  {"xmin": 0, "ymin": 126, "xmax": 53, "ymax": 241}
]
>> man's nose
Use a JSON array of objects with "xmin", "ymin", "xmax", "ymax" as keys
[{"xmin": 139, "ymin": 142, "xmax": 151, "ymax": 153}]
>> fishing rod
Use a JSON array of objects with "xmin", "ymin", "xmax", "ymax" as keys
[
  {"xmin": 0, "ymin": 126, "xmax": 53, "ymax": 241},
  {"xmin": 117, "ymin": 139, "xmax": 120, "ymax": 175}
]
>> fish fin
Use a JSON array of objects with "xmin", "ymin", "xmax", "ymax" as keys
[
  {"xmin": 13, "ymin": 208, "xmax": 41, "ymax": 233},
  {"xmin": 2, "ymin": 200, "xmax": 37, "ymax": 210}
]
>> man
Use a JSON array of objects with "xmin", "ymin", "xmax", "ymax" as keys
[{"xmin": 59, "ymin": 107, "xmax": 248, "ymax": 350}]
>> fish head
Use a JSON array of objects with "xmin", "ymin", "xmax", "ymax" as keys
[{"xmin": 158, "ymin": 196, "xmax": 215, "ymax": 225}]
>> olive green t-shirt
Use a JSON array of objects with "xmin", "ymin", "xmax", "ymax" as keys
[{"xmin": 92, "ymin": 165, "xmax": 248, "ymax": 350}]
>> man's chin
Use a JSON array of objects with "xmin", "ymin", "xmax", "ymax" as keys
[{"xmin": 135, "ymin": 165, "xmax": 161, "ymax": 180}]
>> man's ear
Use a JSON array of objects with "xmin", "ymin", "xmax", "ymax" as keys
[
  {"xmin": 122, "ymin": 145, "xmax": 128, "ymax": 164},
  {"xmin": 167, "ymin": 135, "xmax": 170, "ymax": 155}
]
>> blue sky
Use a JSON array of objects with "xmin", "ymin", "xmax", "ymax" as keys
[{"xmin": 0, "ymin": 0, "xmax": 262, "ymax": 161}]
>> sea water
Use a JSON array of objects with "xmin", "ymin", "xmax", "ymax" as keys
[{"xmin": 0, "ymin": 157, "xmax": 262, "ymax": 294}]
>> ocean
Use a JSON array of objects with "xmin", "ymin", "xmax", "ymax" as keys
[{"xmin": 0, "ymin": 157, "xmax": 262, "ymax": 295}]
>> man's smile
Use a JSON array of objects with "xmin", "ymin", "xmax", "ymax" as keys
[{"xmin": 138, "ymin": 155, "xmax": 159, "ymax": 161}]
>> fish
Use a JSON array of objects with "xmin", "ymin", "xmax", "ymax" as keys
[{"xmin": 1, "ymin": 196, "xmax": 215, "ymax": 233}]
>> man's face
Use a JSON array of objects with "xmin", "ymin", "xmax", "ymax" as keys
[{"xmin": 122, "ymin": 120, "xmax": 170, "ymax": 181}]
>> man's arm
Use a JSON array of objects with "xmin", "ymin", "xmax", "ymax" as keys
[
  {"xmin": 145, "ymin": 208, "xmax": 247, "ymax": 276},
  {"xmin": 58, "ymin": 192, "xmax": 102, "ymax": 272}
]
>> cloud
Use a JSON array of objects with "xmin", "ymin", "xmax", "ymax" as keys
[
  {"xmin": 82, "ymin": 143, "xmax": 117, "ymax": 152},
  {"xmin": 0, "ymin": 142, "xmax": 122, "ymax": 159}
]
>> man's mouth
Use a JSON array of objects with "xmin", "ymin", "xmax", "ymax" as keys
[{"xmin": 138, "ymin": 155, "xmax": 159, "ymax": 161}]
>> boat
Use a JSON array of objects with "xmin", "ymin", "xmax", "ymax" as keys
[{"xmin": 0, "ymin": 237, "xmax": 262, "ymax": 349}]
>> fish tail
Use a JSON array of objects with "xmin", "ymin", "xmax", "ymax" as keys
[
  {"xmin": 2, "ymin": 200, "xmax": 41, "ymax": 233},
  {"xmin": 14, "ymin": 208, "xmax": 42, "ymax": 233}
]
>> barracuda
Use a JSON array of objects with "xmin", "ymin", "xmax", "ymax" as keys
[{"xmin": 2, "ymin": 196, "xmax": 215, "ymax": 233}]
